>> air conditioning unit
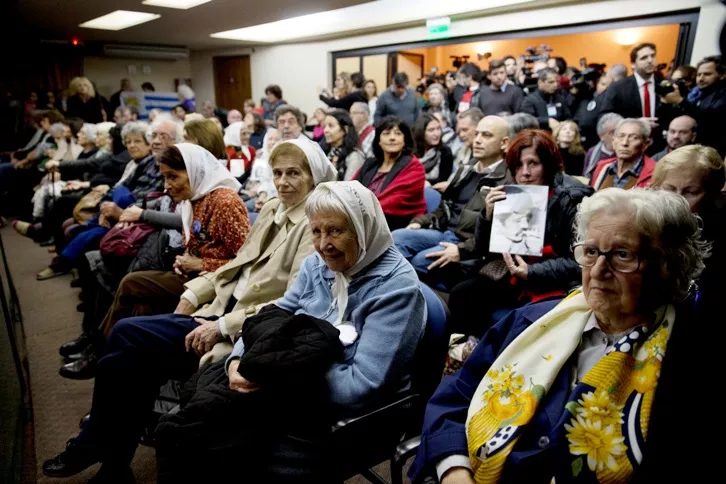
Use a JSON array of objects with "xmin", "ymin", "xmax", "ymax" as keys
[{"xmin": 101, "ymin": 44, "xmax": 189, "ymax": 61}]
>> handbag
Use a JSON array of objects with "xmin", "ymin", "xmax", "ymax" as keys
[
  {"xmin": 72, "ymin": 190, "xmax": 104, "ymax": 223},
  {"xmin": 100, "ymin": 223, "xmax": 156, "ymax": 258}
]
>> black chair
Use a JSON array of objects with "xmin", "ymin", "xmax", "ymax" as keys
[{"xmin": 328, "ymin": 283, "xmax": 449, "ymax": 483}]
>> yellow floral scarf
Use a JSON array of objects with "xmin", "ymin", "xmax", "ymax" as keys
[{"xmin": 465, "ymin": 290, "xmax": 675, "ymax": 483}]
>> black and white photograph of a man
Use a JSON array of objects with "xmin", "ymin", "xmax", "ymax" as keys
[{"xmin": 489, "ymin": 185, "xmax": 547, "ymax": 256}]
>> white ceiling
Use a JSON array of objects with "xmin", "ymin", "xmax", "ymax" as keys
[{"xmin": 9, "ymin": 0, "xmax": 374, "ymax": 49}]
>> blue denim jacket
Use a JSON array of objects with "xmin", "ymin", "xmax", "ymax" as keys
[{"xmin": 228, "ymin": 246, "xmax": 426, "ymax": 412}]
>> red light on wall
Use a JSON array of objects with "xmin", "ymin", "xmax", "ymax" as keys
[{"xmin": 72, "ymin": 38, "xmax": 80, "ymax": 46}]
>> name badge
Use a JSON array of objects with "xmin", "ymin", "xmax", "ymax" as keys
[
  {"xmin": 547, "ymin": 104, "xmax": 558, "ymax": 117},
  {"xmin": 458, "ymin": 102, "xmax": 471, "ymax": 112},
  {"xmin": 587, "ymin": 100, "xmax": 597, "ymax": 111}
]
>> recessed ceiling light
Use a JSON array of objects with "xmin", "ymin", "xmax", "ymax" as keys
[
  {"xmin": 211, "ymin": 0, "xmax": 535, "ymax": 43},
  {"xmin": 79, "ymin": 10, "xmax": 161, "ymax": 31},
  {"xmin": 141, "ymin": 0, "xmax": 213, "ymax": 9}
]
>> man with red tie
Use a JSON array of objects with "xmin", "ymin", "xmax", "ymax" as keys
[{"xmin": 599, "ymin": 43, "xmax": 663, "ymax": 153}]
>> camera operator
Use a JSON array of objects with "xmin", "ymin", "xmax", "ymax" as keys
[
  {"xmin": 660, "ymin": 55, "xmax": 726, "ymax": 156},
  {"xmin": 520, "ymin": 67, "xmax": 572, "ymax": 131},
  {"xmin": 574, "ymin": 70, "xmax": 613, "ymax": 148}
]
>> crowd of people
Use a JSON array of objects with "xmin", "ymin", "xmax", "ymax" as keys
[{"xmin": 0, "ymin": 41, "xmax": 723, "ymax": 483}]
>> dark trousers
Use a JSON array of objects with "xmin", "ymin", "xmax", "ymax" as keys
[
  {"xmin": 79, "ymin": 314, "xmax": 200, "ymax": 468},
  {"xmin": 447, "ymin": 276, "xmax": 520, "ymax": 338}
]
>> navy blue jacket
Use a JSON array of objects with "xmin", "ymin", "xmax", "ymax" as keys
[{"xmin": 410, "ymin": 297, "xmax": 694, "ymax": 483}]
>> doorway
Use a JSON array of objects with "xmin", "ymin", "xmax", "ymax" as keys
[{"xmin": 213, "ymin": 55, "xmax": 252, "ymax": 111}]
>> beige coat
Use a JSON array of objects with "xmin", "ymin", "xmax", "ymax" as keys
[{"xmin": 184, "ymin": 197, "xmax": 314, "ymax": 364}]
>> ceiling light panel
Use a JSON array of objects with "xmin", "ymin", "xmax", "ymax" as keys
[
  {"xmin": 211, "ymin": 0, "xmax": 535, "ymax": 43},
  {"xmin": 141, "ymin": 0, "xmax": 213, "ymax": 9},
  {"xmin": 80, "ymin": 10, "xmax": 161, "ymax": 31}
]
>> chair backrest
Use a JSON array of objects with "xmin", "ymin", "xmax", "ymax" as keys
[
  {"xmin": 424, "ymin": 187, "xmax": 441, "ymax": 214},
  {"xmin": 414, "ymin": 283, "xmax": 449, "ymax": 405}
]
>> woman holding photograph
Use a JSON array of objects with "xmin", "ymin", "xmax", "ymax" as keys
[{"xmin": 450, "ymin": 129, "xmax": 593, "ymax": 337}]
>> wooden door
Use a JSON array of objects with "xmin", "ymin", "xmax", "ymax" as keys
[{"xmin": 213, "ymin": 55, "xmax": 251, "ymax": 111}]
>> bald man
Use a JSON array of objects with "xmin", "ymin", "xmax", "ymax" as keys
[
  {"xmin": 393, "ymin": 116, "xmax": 513, "ymax": 287},
  {"xmin": 652, "ymin": 115, "xmax": 697, "ymax": 161}
]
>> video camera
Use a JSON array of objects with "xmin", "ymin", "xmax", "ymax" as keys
[
  {"xmin": 450, "ymin": 55, "xmax": 471, "ymax": 69},
  {"xmin": 655, "ymin": 78, "xmax": 688, "ymax": 98},
  {"xmin": 570, "ymin": 64, "xmax": 606, "ymax": 88}
]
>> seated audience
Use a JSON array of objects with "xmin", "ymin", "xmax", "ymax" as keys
[
  {"xmin": 350, "ymin": 102, "xmax": 375, "ymax": 160},
  {"xmin": 323, "ymin": 109, "xmax": 365, "ymax": 181},
  {"xmin": 183, "ymin": 118, "xmax": 227, "ymax": 160},
  {"xmin": 553, "ymin": 120, "xmax": 586, "ymax": 175},
  {"xmin": 521, "ymin": 67, "xmax": 572, "ymax": 130},
  {"xmin": 449, "ymin": 130, "xmax": 592, "ymax": 337},
  {"xmin": 591, "ymin": 118, "xmax": 655, "ymax": 190},
  {"xmin": 433, "ymin": 110, "xmax": 462, "ymax": 158},
  {"xmin": 41, "ymin": 138, "xmax": 337, "ymax": 481},
  {"xmin": 374, "ymin": 72, "xmax": 420, "ymax": 127},
  {"xmin": 354, "ymin": 116, "xmax": 426, "ymax": 230},
  {"xmin": 504, "ymin": 112, "xmax": 539, "ymax": 138},
  {"xmin": 226, "ymin": 109, "xmax": 242, "ymax": 125},
  {"xmin": 412, "ymin": 112, "xmax": 454, "ymax": 185},
  {"xmin": 583, "ymin": 112, "xmax": 623, "ymax": 179},
  {"xmin": 223, "ymin": 121, "xmax": 256, "ymax": 182},
  {"xmin": 651, "ymin": 144, "xmax": 725, "ymax": 306},
  {"xmin": 394, "ymin": 115, "xmax": 511, "ymax": 285},
  {"xmin": 262, "ymin": 84, "xmax": 286, "ymax": 124},
  {"xmin": 411, "ymin": 187, "xmax": 702, "ymax": 483},
  {"xmin": 153, "ymin": 181, "xmax": 426, "ymax": 482},
  {"xmin": 275, "ymin": 104, "xmax": 306, "ymax": 141},
  {"xmin": 652, "ymin": 115, "xmax": 697, "ymax": 161},
  {"xmin": 477, "ymin": 59, "xmax": 525, "ymax": 115},
  {"xmin": 319, "ymin": 72, "xmax": 367, "ymax": 111},
  {"xmin": 244, "ymin": 111, "xmax": 267, "ymax": 150}
]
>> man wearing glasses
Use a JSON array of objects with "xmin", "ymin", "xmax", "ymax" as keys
[{"xmin": 590, "ymin": 118, "xmax": 656, "ymax": 190}]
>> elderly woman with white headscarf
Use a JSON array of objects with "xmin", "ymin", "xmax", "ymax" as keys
[
  {"xmin": 152, "ymin": 181, "xmax": 426, "ymax": 482},
  {"xmin": 224, "ymin": 121, "xmax": 256, "ymax": 182},
  {"xmin": 43, "ymin": 138, "xmax": 340, "ymax": 482}
]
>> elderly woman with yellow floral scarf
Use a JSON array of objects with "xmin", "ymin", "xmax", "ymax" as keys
[{"xmin": 410, "ymin": 187, "xmax": 705, "ymax": 484}]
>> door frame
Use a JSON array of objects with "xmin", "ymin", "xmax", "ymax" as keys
[{"xmin": 332, "ymin": 9, "xmax": 699, "ymax": 83}]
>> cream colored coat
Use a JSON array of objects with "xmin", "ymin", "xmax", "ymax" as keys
[{"xmin": 183, "ymin": 197, "xmax": 314, "ymax": 364}]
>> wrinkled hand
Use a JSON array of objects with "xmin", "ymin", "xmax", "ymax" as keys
[
  {"xmin": 119, "ymin": 205, "xmax": 143, "ymax": 224},
  {"xmin": 638, "ymin": 117, "xmax": 659, "ymax": 129},
  {"xmin": 100, "ymin": 202, "xmax": 123, "ymax": 220},
  {"xmin": 228, "ymin": 360, "xmax": 261, "ymax": 394},
  {"xmin": 432, "ymin": 181, "xmax": 450, "ymax": 193},
  {"xmin": 174, "ymin": 254, "xmax": 203, "ymax": 276},
  {"xmin": 484, "ymin": 186, "xmax": 506, "ymax": 221},
  {"xmin": 98, "ymin": 214, "xmax": 111, "ymax": 228},
  {"xmin": 64, "ymin": 180, "xmax": 88, "ymax": 191},
  {"xmin": 45, "ymin": 160, "xmax": 61, "ymax": 172},
  {"xmin": 93, "ymin": 184, "xmax": 110, "ymax": 194},
  {"xmin": 174, "ymin": 297, "xmax": 196, "ymax": 315},
  {"xmin": 406, "ymin": 223, "xmax": 421, "ymax": 230},
  {"xmin": 548, "ymin": 118, "xmax": 560, "ymax": 131},
  {"xmin": 503, "ymin": 253, "xmax": 529, "ymax": 280},
  {"xmin": 425, "ymin": 242, "xmax": 461, "ymax": 270},
  {"xmin": 185, "ymin": 318, "xmax": 224, "ymax": 356},
  {"xmin": 441, "ymin": 468, "xmax": 475, "ymax": 484}
]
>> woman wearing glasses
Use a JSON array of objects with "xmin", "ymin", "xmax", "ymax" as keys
[{"xmin": 411, "ymin": 187, "xmax": 704, "ymax": 484}]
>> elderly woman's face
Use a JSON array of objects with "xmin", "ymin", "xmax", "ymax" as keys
[
  {"xmin": 125, "ymin": 133, "xmax": 151, "ymax": 160},
  {"xmin": 582, "ymin": 213, "xmax": 646, "ymax": 319},
  {"xmin": 266, "ymin": 130, "xmax": 282, "ymax": 152},
  {"xmin": 239, "ymin": 126, "xmax": 252, "ymax": 146},
  {"xmin": 271, "ymin": 155, "xmax": 314, "ymax": 206},
  {"xmin": 658, "ymin": 167, "xmax": 707, "ymax": 213},
  {"xmin": 160, "ymin": 163, "xmax": 191, "ymax": 202},
  {"xmin": 96, "ymin": 131, "xmax": 110, "ymax": 149},
  {"xmin": 311, "ymin": 210, "xmax": 359, "ymax": 273},
  {"xmin": 77, "ymin": 130, "xmax": 89, "ymax": 146},
  {"xmin": 427, "ymin": 88, "xmax": 443, "ymax": 106}
]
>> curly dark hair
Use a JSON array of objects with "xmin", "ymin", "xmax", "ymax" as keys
[{"xmin": 372, "ymin": 116, "xmax": 413, "ymax": 161}]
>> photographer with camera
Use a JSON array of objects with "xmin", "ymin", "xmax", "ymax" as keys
[
  {"xmin": 477, "ymin": 59, "xmax": 525, "ymax": 116},
  {"xmin": 520, "ymin": 67, "xmax": 572, "ymax": 131},
  {"xmin": 659, "ymin": 56, "xmax": 726, "ymax": 156}
]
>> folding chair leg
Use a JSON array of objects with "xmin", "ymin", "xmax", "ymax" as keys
[
  {"xmin": 390, "ymin": 457, "xmax": 404, "ymax": 484},
  {"xmin": 361, "ymin": 468, "xmax": 389, "ymax": 484}
]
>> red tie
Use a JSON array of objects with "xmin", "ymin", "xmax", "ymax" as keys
[{"xmin": 643, "ymin": 81, "xmax": 651, "ymax": 117}]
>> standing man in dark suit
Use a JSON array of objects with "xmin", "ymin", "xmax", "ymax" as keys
[
  {"xmin": 600, "ymin": 43, "xmax": 661, "ymax": 147},
  {"xmin": 520, "ymin": 67, "xmax": 571, "ymax": 131}
]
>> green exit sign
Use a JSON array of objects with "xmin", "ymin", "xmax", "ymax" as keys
[{"xmin": 427, "ymin": 16, "xmax": 451, "ymax": 39}]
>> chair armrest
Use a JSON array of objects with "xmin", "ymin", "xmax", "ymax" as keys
[
  {"xmin": 394, "ymin": 435, "xmax": 421, "ymax": 464},
  {"xmin": 332, "ymin": 393, "xmax": 419, "ymax": 431}
]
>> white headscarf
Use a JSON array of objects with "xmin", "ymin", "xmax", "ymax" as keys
[
  {"xmin": 174, "ymin": 143, "xmax": 242, "ymax": 243},
  {"xmin": 276, "ymin": 138, "xmax": 337, "ymax": 186},
  {"xmin": 309, "ymin": 181, "xmax": 393, "ymax": 345},
  {"xmin": 223, "ymin": 121, "xmax": 244, "ymax": 147}
]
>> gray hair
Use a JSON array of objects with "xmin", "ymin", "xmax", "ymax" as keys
[
  {"xmin": 95, "ymin": 122, "xmax": 116, "ymax": 137},
  {"xmin": 504, "ymin": 113, "xmax": 539, "ymax": 138},
  {"xmin": 574, "ymin": 188, "xmax": 708, "ymax": 302},
  {"xmin": 304, "ymin": 185, "xmax": 351, "ymax": 223},
  {"xmin": 80, "ymin": 123, "xmax": 98, "ymax": 143},
  {"xmin": 121, "ymin": 121, "xmax": 150, "ymax": 146},
  {"xmin": 596, "ymin": 113, "xmax": 624, "ymax": 137},
  {"xmin": 537, "ymin": 67, "xmax": 558, "ymax": 81},
  {"xmin": 615, "ymin": 118, "xmax": 651, "ymax": 140},
  {"xmin": 274, "ymin": 104, "xmax": 305, "ymax": 128},
  {"xmin": 49, "ymin": 122, "xmax": 66, "ymax": 137},
  {"xmin": 609, "ymin": 64, "xmax": 628, "ymax": 82},
  {"xmin": 150, "ymin": 118, "xmax": 184, "ymax": 143},
  {"xmin": 351, "ymin": 102, "xmax": 370, "ymax": 116}
]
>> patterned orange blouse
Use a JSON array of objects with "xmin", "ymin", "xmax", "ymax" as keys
[{"xmin": 187, "ymin": 188, "xmax": 250, "ymax": 272}]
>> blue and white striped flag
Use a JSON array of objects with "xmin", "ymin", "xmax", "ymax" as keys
[{"xmin": 120, "ymin": 92, "xmax": 187, "ymax": 120}]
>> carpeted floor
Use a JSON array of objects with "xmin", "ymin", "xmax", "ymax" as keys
[{"xmin": 4, "ymin": 225, "xmax": 411, "ymax": 484}]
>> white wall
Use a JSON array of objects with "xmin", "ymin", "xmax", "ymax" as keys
[
  {"xmin": 84, "ymin": 57, "xmax": 191, "ymax": 98},
  {"xmin": 190, "ymin": 0, "xmax": 725, "ymax": 116}
]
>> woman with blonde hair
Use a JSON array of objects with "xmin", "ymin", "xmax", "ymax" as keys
[
  {"xmin": 184, "ymin": 118, "xmax": 227, "ymax": 161},
  {"xmin": 651, "ymin": 144, "xmax": 725, "ymax": 304},
  {"xmin": 553, "ymin": 119, "xmax": 585, "ymax": 175},
  {"xmin": 66, "ymin": 77, "xmax": 104, "ymax": 123}
]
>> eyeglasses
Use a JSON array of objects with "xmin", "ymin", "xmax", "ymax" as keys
[{"xmin": 573, "ymin": 244, "xmax": 641, "ymax": 274}]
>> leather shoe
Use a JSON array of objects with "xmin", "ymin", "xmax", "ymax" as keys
[
  {"xmin": 59, "ymin": 335, "xmax": 90, "ymax": 358},
  {"xmin": 42, "ymin": 436, "xmax": 99, "ymax": 477},
  {"xmin": 59, "ymin": 355, "xmax": 97, "ymax": 380},
  {"xmin": 88, "ymin": 465, "xmax": 136, "ymax": 483}
]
